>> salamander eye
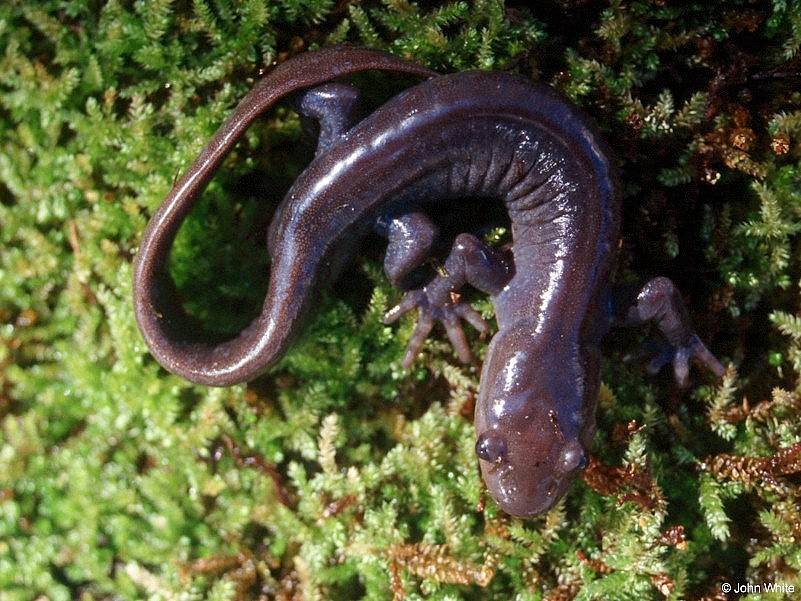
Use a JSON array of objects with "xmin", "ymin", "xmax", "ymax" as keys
[
  {"xmin": 558, "ymin": 440, "xmax": 587, "ymax": 473},
  {"xmin": 475, "ymin": 432, "xmax": 508, "ymax": 464}
]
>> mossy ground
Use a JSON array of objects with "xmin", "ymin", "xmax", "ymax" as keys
[{"xmin": 2, "ymin": 1, "xmax": 801, "ymax": 599}]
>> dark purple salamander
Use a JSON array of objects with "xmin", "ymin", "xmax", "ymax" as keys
[{"xmin": 133, "ymin": 46, "xmax": 725, "ymax": 517}]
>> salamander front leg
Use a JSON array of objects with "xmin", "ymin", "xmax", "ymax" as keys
[
  {"xmin": 383, "ymin": 225, "xmax": 513, "ymax": 368},
  {"xmin": 613, "ymin": 276, "xmax": 726, "ymax": 386}
]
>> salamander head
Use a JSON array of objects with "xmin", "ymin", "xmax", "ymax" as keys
[
  {"xmin": 475, "ymin": 416, "xmax": 588, "ymax": 517},
  {"xmin": 474, "ymin": 328, "xmax": 597, "ymax": 517}
]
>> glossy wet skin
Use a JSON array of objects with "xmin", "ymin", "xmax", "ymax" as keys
[
  {"xmin": 473, "ymin": 327, "xmax": 598, "ymax": 516},
  {"xmin": 133, "ymin": 47, "xmax": 724, "ymax": 518}
]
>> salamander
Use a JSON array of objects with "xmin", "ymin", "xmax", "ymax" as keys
[{"xmin": 133, "ymin": 46, "xmax": 725, "ymax": 517}]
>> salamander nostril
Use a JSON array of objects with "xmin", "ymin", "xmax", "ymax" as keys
[{"xmin": 475, "ymin": 431, "xmax": 508, "ymax": 463}]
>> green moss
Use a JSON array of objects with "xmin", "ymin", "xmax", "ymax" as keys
[{"xmin": 2, "ymin": 1, "xmax": 801, "ymax": 599}]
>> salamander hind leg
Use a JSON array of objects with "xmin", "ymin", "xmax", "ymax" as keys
[
  {"xmin": 293, "ymin": 83, "xmax": 365, "ymax": 155},
  {"xmin": 383, "ymin": 229, "xmax": 513, "ymax": 368},
  {"xmin": 613, "ymin": 276, "xmax": 726, "ymax": 386}
]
